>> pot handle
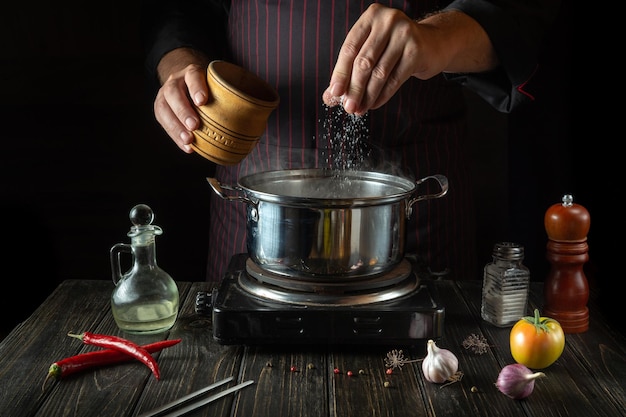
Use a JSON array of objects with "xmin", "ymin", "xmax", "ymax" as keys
[
  {"xmin": 406, "ymin": 174, "xmax": 449, "ymax": 216},
  {"xmin": 206, "ymin": 177, "xmax": 251, "ymax": 204}
]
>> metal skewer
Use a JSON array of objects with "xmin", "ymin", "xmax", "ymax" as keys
[{"xmin": 138, "ymin": 376, "xmax": 254, "ymax": 417}]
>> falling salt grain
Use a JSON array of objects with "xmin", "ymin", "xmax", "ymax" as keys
[{"xmin": 321, "ymin": 103, "xmax": 369, "ymax": 173}]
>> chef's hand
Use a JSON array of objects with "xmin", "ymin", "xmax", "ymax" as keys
[
  {"xmin": 153, "ymin": 48, "xmax": 211, "ymax": 153},
  {"xmin": 322, "ymin": 3, "xmax": 498, "ymax": 115}
]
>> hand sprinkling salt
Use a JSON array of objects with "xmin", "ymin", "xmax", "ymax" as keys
[{"xmin": 323, "ymin": 92, "xmax": 345, "ymax": 108}]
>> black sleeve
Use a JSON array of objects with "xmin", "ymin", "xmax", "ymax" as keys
[
  {"xmin": 443, "ymin": 0, "xmax": 561, "ymax": 113},
  {"xmin": 142, "ymin": 0, "xmax": 231, "ymax": 88}
]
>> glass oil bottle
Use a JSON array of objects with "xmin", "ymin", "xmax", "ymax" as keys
[{"xmin": 110, "ymin": 204, "xmax": 179, "ymax": 334}]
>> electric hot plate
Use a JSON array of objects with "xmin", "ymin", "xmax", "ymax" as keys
[{"xmin": 196, "ymin": 254, "xmax": 445, "ymax": 346}]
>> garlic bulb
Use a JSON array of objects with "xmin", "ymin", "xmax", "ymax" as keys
[
  {"xmin": 496, "ymin": 364, "xmax": 545, "ymax": 399},
  {"xmin": 422, "ymin": 339, "xmax": 459, "ymax": 383}
]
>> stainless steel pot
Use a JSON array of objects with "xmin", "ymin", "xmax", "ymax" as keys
[{"xmin": 208, "ymin": 169, "xmax": 448, "ymax": 279}]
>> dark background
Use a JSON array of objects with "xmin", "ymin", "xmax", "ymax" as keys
[
  {"xmin": 2, "ymin": 2, "xmax": 608, "ymax": 337},
  {"xmin": 1, "ymin": 3, "xmax": 212, "ymax": 337}
]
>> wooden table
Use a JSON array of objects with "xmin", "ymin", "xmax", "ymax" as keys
[{"xmin": 1, "ymin": 263, "xmax": 625, "ymax": 417}]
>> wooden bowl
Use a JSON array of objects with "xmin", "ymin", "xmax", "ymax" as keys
[{"xmin": 192, "ymin": 61, "xmax": 279, "ymax": 165}]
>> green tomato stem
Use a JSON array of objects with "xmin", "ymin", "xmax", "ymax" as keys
[{"xmin": 522, "ymin": 309, "xmax": 550, "ymax": 334}]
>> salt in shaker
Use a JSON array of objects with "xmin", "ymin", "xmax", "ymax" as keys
[{"xmin": 481, "ymin": 242, "xmax": 530, "ymax": 327}]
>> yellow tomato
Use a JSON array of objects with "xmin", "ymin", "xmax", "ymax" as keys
[{"xmin": 510, "ymin": 309, "xmax": 565, "ymax": 369}]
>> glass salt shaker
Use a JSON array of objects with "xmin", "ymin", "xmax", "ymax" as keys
[
  {"xmin": 110, "ymin": 204, "xmax": 179, "ymax": 334},
  {"xmin": 481, "ymin": 242, "xmax": 530, "ymax": 327}
]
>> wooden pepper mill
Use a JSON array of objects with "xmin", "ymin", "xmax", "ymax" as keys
[{"xmin": 543, "ymin": 194, "xmax": 591, "ymax": 333}]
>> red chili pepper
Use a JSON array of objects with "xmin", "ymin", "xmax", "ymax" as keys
[
  {"xmin": 44, "ymin": 339, "xmax": 181, "ymax": 390},
  {"xmin": 67, "ymin": 332, "xmax": 161, "ymax": 381}
]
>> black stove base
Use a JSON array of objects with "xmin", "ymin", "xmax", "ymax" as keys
[{"xmin": 203, "ymin": 258, "xmax": 445, "ymax": 346}]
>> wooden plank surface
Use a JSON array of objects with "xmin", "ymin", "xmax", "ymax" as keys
[
  {"xmin": 235, "ymin": 346, "xmax": 329, "ymax": 417},
  {"xmin": 0, "ymin": 280, "xmax": 123, "ymax": 417},
  {"xmin": 458, "ymin": 281, "xmax": 626, "ymax": 417},
  {"xmin": 35, "ymin": 281, "xmax": 193, "ymax": 417},
  {"xmin": 1, "ymin": 279, "xmax": 625, "ymax": 417},
  {"xmin": 427, "ymin": 281, "xmax": 526, "ymax": 417},
  {"xmin": 133, "ymin": 282, "xmax": 245, "ymax": 417}
]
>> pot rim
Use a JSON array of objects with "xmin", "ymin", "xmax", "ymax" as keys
[{"xmin": 237, "ymin": 168, "xmax": 416, "ymax": 208}]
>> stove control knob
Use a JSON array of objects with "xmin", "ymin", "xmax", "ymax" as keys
[{"xmin": 195, "ymin": 291, "xmax": 212, "ymax": 316}]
